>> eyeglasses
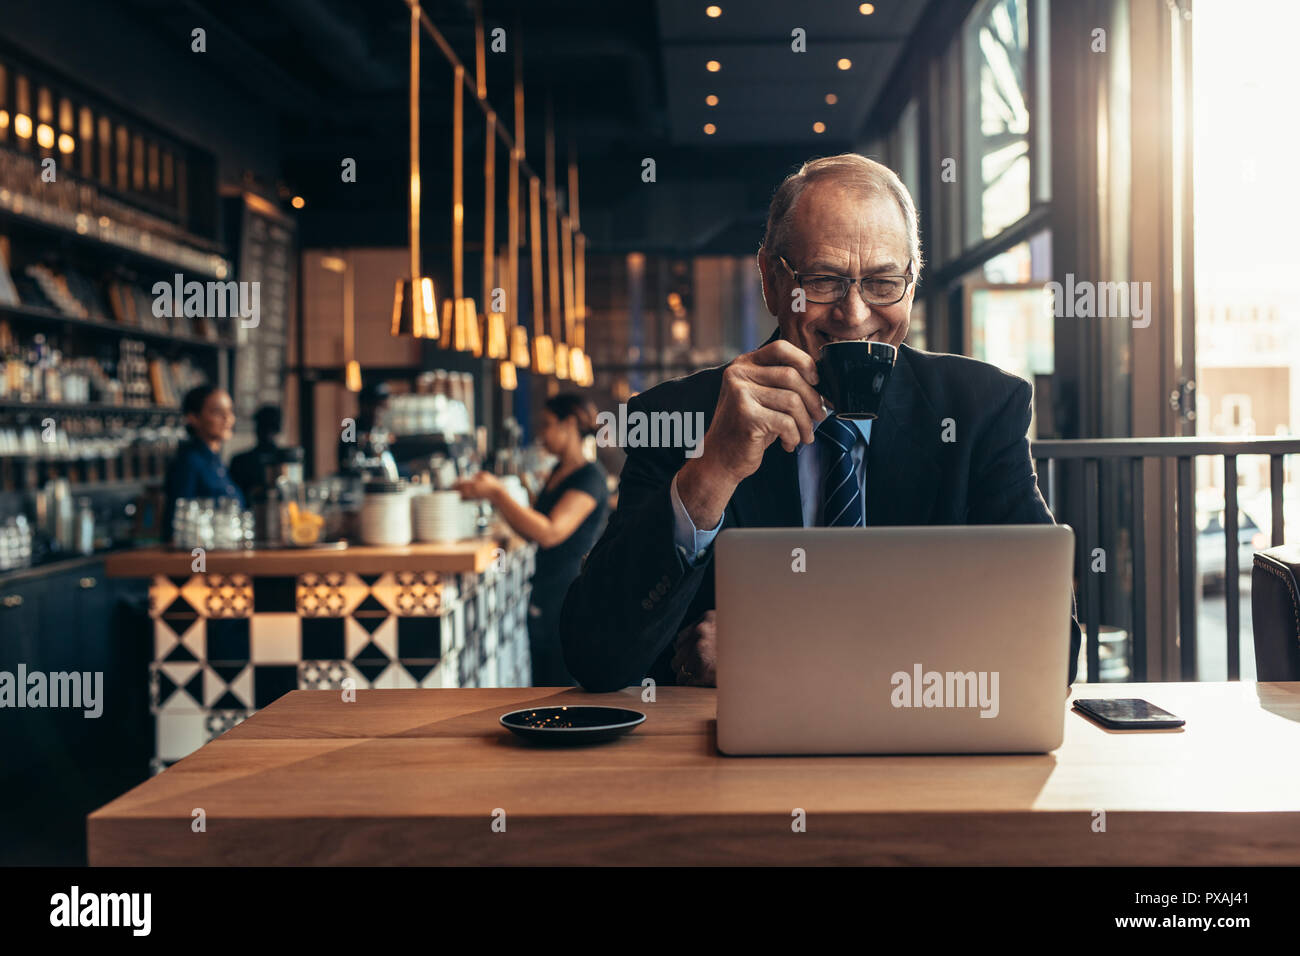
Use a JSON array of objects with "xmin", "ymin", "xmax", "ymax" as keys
[{"xmin": 777, "ymin": 255, "xmax": 915, "ymax": 306}]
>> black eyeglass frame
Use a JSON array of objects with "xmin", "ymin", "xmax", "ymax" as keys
[{"xmin": 776, "ymin": 254, "xmax": 916, "ymax": 306}]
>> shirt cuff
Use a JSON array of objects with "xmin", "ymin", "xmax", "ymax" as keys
[{"xmin": 670, "ymin": 471, "xmax": 723, "ymax": 566}]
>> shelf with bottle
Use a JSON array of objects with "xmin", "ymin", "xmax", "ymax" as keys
[
  {"xmin": 0, "ymin": 424, "xmax": 177, "ymax": 496},
  {"xmin": 0, "ymin": 301, "xmax": 232, "ymax": 350},
  {"xmin": 0, "ymin": 476, "xmax": 153, "ymax": 574},
  {"xmin": 0, "ymin": 321, "xmax": 209, "ymax": 412},
  {"xmin": 0, "ymin": 235, "xmax": 236, "ymax": 347},
  {"xmin": 0, "ymin": 147, "xmax": 230, "ymax": 280}
]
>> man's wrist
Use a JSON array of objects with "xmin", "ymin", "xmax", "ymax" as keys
[{"xmin": 675, "ymin": 456, "xmax": 737, "ymax": 531}]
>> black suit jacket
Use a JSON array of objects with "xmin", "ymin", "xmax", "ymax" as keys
[{"xmin": 559, "ymin": 338, "xmax": 1083, "ymax": 691}]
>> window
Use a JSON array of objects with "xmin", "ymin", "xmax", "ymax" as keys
[{"xmin": 964, "ymin": 0, "xmax": 1032, "ymax": 243}]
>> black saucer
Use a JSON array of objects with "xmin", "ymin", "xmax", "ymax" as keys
[{"xmin": 499, "ymin": 705, "xmax": 646, "ymax": 745}]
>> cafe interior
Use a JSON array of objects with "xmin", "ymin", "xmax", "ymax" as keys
[{"xmin": 0, "ymin": 0, "xmax": 1298, "ymax": 880}]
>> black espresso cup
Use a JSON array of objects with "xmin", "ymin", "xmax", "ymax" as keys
[{"xmin": 815, "ymin": 340, "xmax": 897, "ymax": 420}]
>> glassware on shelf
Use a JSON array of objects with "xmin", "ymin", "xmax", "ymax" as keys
[{"xmin": 0, "ymin": 515, "xmax": 33, "ymax": 571}]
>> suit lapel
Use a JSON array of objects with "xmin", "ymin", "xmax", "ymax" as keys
[
  {"xmin": 730, "ymin": 440, "xmax": 802, "ymax": 528},
  {"xmin": 865, "ymin": 345, "xmax": 942, "ymax": 526}
]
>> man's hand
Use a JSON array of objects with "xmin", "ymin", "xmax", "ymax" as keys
[
  {"xmin": 671, "ymin": 610, "xmax": 718, "ymax": 686},
  {"xmin": 676, "ymin": 339, "xmax": 826, "ymax": 529}
]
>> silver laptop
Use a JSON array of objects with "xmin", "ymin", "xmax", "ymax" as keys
[{"xmin": 715, "ymin": 525, "xmax": 1075, "ymax": 755}]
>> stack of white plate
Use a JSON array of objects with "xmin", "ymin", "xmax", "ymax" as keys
[{"xmin": 413, "ymin": 491, "xmax": 467, "ymax": 542}]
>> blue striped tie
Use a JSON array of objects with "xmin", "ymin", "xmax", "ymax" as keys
[{"xmin": 817, "ymin": 415, "xmax": 864, "ymax": 527}]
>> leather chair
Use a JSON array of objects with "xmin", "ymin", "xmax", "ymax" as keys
[{"xmin": 1252, "ymin": 545, "xmax": 1300, "ymax": 680}]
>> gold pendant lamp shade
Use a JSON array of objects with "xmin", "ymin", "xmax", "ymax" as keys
[
  {"xmin": 392, "ymin": 275, "xmax": 438, "ymax": 338},
  {"xmin": 486, "ymin": 311, "xmax": 508, "ymax": 359},
  {"xmin": 511, "ymin": 325, "xmax": 530, "ymax": 367},
  {"xmin": 567, "ymin": 345, "xmax": 583, "ymax": 382},
  {"xmin": 532, "ymin": 332, "xmax": 555, "ymax": 375}
]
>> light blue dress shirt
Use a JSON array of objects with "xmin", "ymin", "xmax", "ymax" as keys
[{"xmin": 670, "ymin": 417, "xmax": 872, "ymax": 564}]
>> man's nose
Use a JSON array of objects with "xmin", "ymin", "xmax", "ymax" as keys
[{"xmin": 831, "ymin": 284, "xmax": 875, "ymax": 326}]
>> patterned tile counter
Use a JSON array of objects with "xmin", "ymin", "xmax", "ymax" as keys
[{"xmin": 105, "ymin": 540, "xmax": 537, "ymax": 773}]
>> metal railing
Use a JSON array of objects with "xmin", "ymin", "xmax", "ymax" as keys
[{"xmin": 1030, "ymin": 437, "xmax": 1299, "ymax": 683}]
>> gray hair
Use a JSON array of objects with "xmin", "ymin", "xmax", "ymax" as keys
[{"xmin": 760, "ymin": 153, "xmax": 922, "ymax": 277}]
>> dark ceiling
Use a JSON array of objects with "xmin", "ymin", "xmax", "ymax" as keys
[{"xmin": 119, "ymin": 0, "xmax": 930, "ymax": 255}]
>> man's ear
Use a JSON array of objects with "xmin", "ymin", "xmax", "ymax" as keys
[{"xmin": 757, "ymin": 249, "xmax": 779, "ymax": 317}]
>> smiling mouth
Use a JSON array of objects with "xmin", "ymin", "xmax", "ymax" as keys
[{"xmin": 815, "ymin": 330, "xmax": 879, "ymax": 345}]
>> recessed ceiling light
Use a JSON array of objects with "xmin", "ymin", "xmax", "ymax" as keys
[
  {"xmin": 706, "ymin": 59, "xmax": 721, "ymax": 72},
  {"xmin": 837, "ymin": 58, "xmax": 852, "ymax": 71},
  {"xmin": 813, "ymin": 121, "xmax": 826, "ymax": 134},
  {"xmin": 706, "ymin": 94, "xmax": 719, "ymax": 106},
  {"xmin": 703, "ymin": 123, "xmax": 717, "ymax": 135},
  {"xmin": 825, "ymin": 93, "xmax": 838, "ymax": 105},
  {"xmin": 706, "ymin": 4, "xmax": 722, "ymax": 16},
  {"xmin": 291, "ymin": 196, "xmax": 306, "ymax": 209},
  {"xmin": 859, "ymin": 3, "xmax": 876, "ymax": 13}
]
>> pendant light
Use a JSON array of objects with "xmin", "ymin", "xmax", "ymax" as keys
[
  {"xmin": 509, "ymin": 33, "xmax": 530, "ymax": 369},
  {"xmin": 392, "ymin": 1, "xmax": 438, "ymax": 339},
  {"xmin": 544, "ymin": 99, "xmax": 568, "ymax": 380},
  {"xmin": 484, "ymin": 112, "xmax": 507, "ymax": 359},
  {"xmin": 445, "ymin": 64, "xmax": 470, "ymax": 350},
  {"xmin": 529, "ymin": 172, "xmax": 554, "ymax": 374},
  {"xmin": 571, "ymin": 147, "xmax": 592, "ymax": 387}
]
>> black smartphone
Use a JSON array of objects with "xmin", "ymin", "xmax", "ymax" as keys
[{"xmin": 1072, "ymin": 698, "xmax": 1185, "ymax": 729}]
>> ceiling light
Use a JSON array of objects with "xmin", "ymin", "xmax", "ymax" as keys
[
  {"xmin": 706, "ymin": 60, "xmax": 721, "ymax": 72},
  {"xmin": 860, "ymin": 3, "xmax": 876, "ymax": 13},
  {"xmin": 825, "ymin": 93, "xmax": 838, "ymax": 105},
  {"xmin": 36, "ymin": 123, "xmax": 54, "ymax": 149},
  {"xmin": 57, "ymin": 134, "xmax": 75, "ymax": 153},
  {"xmin": 813, "ymin": 121, "xmax": 826, "ymax": 134},
  {"xmin": 705, "ymin": 94, "xmax": 719, "ymax": 106},
  {"xmin": 837, "ymin": 58, "xmax": 852, "ymax": 71},
  {"xmin": 13, "ymin": 114, "xmax": 31, "ymax": 139},
  {"xmin": 703, "ymin": 123, "xmax": 717, "ymax": 135},
  {"xmin": 706, "ymin": 4, "xmax": 722, "ymax": 16},
  {"xmin": 291, "ymin": 196, "xmax": 306, "ymax": 209}
]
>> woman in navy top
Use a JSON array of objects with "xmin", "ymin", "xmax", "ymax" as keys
[
  {"xmin": 455, "ymin": 394, "xmax": 610, "ymax": 686},
  {"xmin": 163, "ymin": 385, "xmax": 245, "ymax": 541}
]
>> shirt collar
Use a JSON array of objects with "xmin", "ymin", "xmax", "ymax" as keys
[{"xmin": 800, "ymin": 415, "xmax": 872, "ymax": 455}]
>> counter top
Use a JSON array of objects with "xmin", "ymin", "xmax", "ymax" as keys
[
  {"xmin": 87, "ymin": 681, "xmax": 1300, "ymax": 866},
  {"xmin": 105, "ymin": 536, "xmax": 529, "ymax": 578}
]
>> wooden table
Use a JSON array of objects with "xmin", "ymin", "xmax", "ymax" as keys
[{"xmin": 88, "ymin": 682, "xmax": 1300, "ymax": 865}]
